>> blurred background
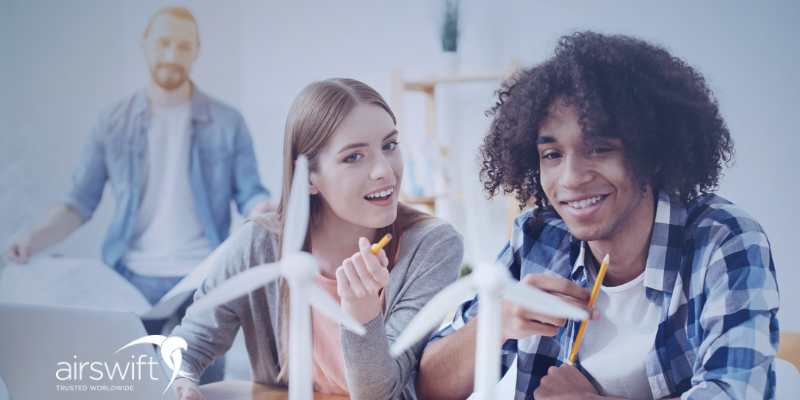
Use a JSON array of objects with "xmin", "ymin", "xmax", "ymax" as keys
[{"xmin": 0, "ymin": 0, "xmax": 797, "ymax": 352}]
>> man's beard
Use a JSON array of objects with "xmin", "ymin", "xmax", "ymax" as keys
[{"xmin": 150, "ymin": 63, "xmax": 188, "ymax": 91}]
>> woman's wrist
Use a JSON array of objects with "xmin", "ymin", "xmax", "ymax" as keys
[{"xmin": 342, "ymin": 295, "xmax": 381, "ymax": 325}]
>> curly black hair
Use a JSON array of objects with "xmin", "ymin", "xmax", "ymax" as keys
[{"xmin": 480, "ymin": 31, "xmax": 734, "ymax": 226}]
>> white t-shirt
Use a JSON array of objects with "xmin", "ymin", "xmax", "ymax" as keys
[
  {"xmin": 121, "ymin": 102, "xmax": 213, "ymax": 277},
  {"xmin": 577, "ymin": 247, "xmax": 660, "ymax": 400}
]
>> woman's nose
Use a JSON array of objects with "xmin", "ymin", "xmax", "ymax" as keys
[{"xmin": 370, "ymin": 155, "xmax": 393, "ymax": 180}]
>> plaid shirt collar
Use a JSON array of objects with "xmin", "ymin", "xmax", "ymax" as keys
[{"xmin": 568, "ymin": 189, "xmax": 686, "ymax": 296}]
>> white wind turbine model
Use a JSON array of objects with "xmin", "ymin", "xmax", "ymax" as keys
[
  {"xmin": 390, "ymin": 261, "xmax": 590, "ymax": 400},
  {"xmin": 191, "ymin": 155, "xmax": 366, "ymax": 400}
]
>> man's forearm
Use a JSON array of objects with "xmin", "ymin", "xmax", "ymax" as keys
[
  {"xmin": 28, "ymin": 204, "xmax": 83, "ymax": 252},
  {"xmin": 415, "ymin": 316, "xmax": 479, "ymax": 400}
]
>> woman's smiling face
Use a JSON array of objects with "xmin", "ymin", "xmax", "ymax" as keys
[{"xmin": 310, "ymin": 103, "xmax": 403, "ymax": 229}]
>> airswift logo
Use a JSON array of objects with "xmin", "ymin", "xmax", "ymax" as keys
[
  {"xmin": 56, "ymin": 335, "xmax": 195, "ymax": 395},
  {"xmin": 115, "ymin": 335, "xmax": 194, "ymax": 393}
]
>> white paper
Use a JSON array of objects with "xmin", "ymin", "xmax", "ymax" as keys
[
  {"xmin": 0, "ymin": 256, "xmax": 153, "ymax": 315},
  {"xmin": 0, "ymin": 232, "xmax": 234, "ymax": 321},
  {"xmin": 0, "ymin": 254, "xmax": 218, "ymax": 319}
]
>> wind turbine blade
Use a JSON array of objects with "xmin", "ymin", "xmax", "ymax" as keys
[
  {"xmin": 390, "ymin": 278, "xmax": 475, "ymax": 356},
  {"xmin": 306, "ymin": 284, "xmax": 366, "ymax": 335},
  {"xmin": 282, "ymin": 155, "xmax": 310, "ymax": 256},
  {"xmin": 503, "ymin": 280, "xmax": 590, "ymax": 320},
  {"xmin": 191, "ymin": 263, "xmax": 283, "ymax": 310}
]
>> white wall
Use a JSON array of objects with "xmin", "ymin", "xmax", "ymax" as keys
[
  {"xmin": 489, "ymin": 0, "xmax": 800, "ymax": 330},
  {"xmin": 0, "ymin": 0, "xmax": 797, "ymax": 331}
]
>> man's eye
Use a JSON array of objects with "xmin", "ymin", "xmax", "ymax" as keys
[
  {"xmin": 590, "ymin": 147, "xmax": 613, "ymax": 154},
  {"xmin": 541, "ymin": 152, "xmax": 562, "ymax": 160},
  {"xmin": 383, "ymin": 141, "xmax": 399, "ymax": 151},
  {"xmin": 344, "ymin": 153, "xmax": 363, "ymax": 163}
]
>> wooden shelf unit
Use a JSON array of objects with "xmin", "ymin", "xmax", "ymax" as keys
[{"xmin": 391, "ymin": 60, "xmax": 520, "ymax": 215}]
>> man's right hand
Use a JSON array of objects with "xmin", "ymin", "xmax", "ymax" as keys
[
  {"xmin": 2, "ymin": 204, "xmax": 84, "ymax": 264},
  {"xmin": 416, "ymin": 273, "xmax": 600, "ymax": 400},
  {"xmin": 3, "ymin": 232, "xmax": 35, "ymax": 264},
  {"xmin": 173, "ymin": 378, "xmax": 206, "ymax": 400},
  {"xmin": 500, "ymin": 274, "xmax": 600, "ymax": 342}
]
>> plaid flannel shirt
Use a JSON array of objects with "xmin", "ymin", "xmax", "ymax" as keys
[{"xmin": 429, "ymin": 189, "xmax": 780, "ymax": 399}]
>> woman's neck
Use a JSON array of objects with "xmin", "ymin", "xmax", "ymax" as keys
[{"xmin": 310, "ymin": 209, "xmax": 376, "ymax": 279}]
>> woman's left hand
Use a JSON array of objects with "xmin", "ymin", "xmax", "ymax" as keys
[{"xmin": 336, "ymin": 237, "xmax": 390, "ymax": 325}]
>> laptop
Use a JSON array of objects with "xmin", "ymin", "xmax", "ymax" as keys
[{"xmin": 0, "ymin": 303, "xmax": 179, "ymax": 400}]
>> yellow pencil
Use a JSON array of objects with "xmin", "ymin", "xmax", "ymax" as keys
[
  {"xmin": 568, "ymin": 253, "xmax": 609, "ymax": 365},
  {"xmin": 372, "ymin": 233, "xmax": 393, "ymax": 254}
]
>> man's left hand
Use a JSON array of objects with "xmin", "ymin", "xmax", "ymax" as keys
[
  {"xmin": 534, "ymin": 364, "xmax": 599, "ymax": 400},
  {"xmin": 248, "ymin": 200, "xmax": 277, "ymax": 217}
]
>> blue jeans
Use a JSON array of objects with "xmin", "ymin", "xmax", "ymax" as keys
[
  {"xmin": 118, "ymin": 267, "xmax": 184, "ymax": 306},
  {"xmin": 118, "ymin": 265, "xmax": 225, "ymax": 384}
]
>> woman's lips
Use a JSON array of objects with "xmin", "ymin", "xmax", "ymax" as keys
[{"xmin": 364, "ymin": 190, "xmax": 395, "ymax": 207}]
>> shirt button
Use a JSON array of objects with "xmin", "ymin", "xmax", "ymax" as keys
[
  {"xmin": 118, "ymin": 148, "xmax": 124, "ymax": 154},
  {"xmin": 209, "ymin": 157, "xmax": 215, "ymax": 163}
]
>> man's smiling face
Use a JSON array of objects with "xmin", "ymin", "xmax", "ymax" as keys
[{"xmin": 536, "ymin": 99, "xmax": 653, "ymax": 243}]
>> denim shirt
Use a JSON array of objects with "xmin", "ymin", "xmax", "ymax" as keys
[{"xmin": 60, "ymin": 85, "xmax": 271, "ymax": 270}]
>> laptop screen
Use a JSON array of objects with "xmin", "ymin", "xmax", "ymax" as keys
[{"xmin": 0, "ymin": 303, "xmax": 179, "ymax": 399}]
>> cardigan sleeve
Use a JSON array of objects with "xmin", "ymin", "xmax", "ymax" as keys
[{"xmin": 340, "ymin": 223, "xmax": 464, "ymax": 399}]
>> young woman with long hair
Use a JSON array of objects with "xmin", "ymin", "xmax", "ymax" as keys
[{"xmin": 170, "ymin": 78, "xmax": 464, "ymax": 400}]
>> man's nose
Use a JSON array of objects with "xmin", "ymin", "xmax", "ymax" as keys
[
  {"xmin": 559, "ymin": 155, "xmax": 593, "ymax": 188},
  {"xmin": 163, "ymin": 45, "xmax": 178, "ymax": 62}
]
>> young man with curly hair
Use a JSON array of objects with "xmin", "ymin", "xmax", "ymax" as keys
[{"xmin": 415, "ymin": 32, "xmax": 779, "ymax": 400}]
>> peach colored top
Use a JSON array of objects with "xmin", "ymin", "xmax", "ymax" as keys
[{"xmin": 311, "ymin": 273, "xmax": 386, "ymax": 395}]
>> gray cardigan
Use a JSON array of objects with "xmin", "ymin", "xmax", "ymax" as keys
[{"xmin": 171, "ymin": 215, "xmax": 464, "ymax": 399}]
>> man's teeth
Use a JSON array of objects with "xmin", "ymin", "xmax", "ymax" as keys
[
  {"xmin": 366, "ymin": 187, "xmax": 394, "ymax": 199},
  {"xmin": 567, "ymin": 195, "xmax": 603, "ymax": 209}
]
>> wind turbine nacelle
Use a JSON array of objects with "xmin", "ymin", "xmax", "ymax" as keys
[
  {"xmin": 472, "ymin": 262, "xmax": 509, "ymax": 296},
  {"xmin": 280, "ymin": 252, "xmax": 320, "ymax": 284}
]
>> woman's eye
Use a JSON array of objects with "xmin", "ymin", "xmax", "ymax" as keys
[
  {"xmin": 383, "ymin": 141, "xmax": 399, "ymax": 151},
  {"xmin": 344, "ymin": 153, "xmax": 363, "ymax": 163},
  {"xmin": 590, "ymin": 147, "xmax": 613, "ymax": 154}
]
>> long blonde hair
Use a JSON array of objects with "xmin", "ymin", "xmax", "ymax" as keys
[{"xmin": 255, "ymin": 78, "xmax": 430, "ymax": 382}]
